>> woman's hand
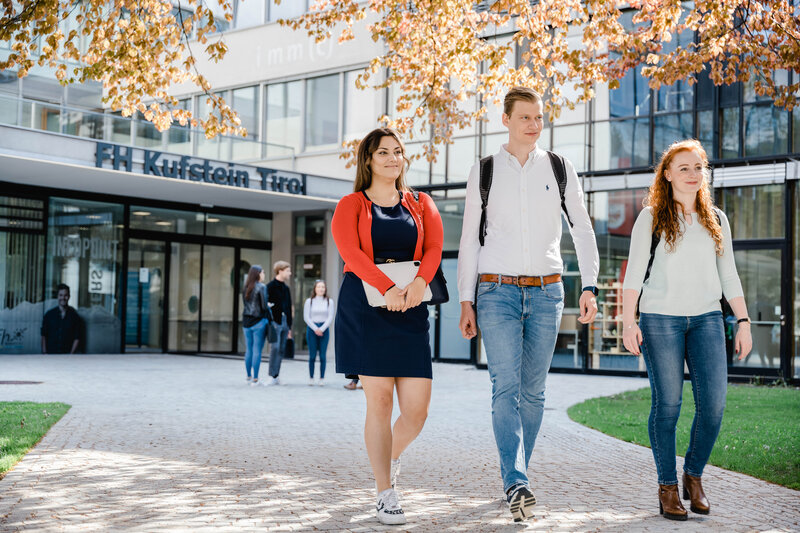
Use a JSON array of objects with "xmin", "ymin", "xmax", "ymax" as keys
[
  {"xmin": 384, "ymin": 286, "xmax": 405, "ymax": 312},
  {"xmin": 314, "ymin": 328, "xmax": 324, "ymax": 337},
  {"xmin": 400, "ymin": 277, "xmax": 427, "ymax": 312},
  {"xmin": 735, "ymin": 323, "xmax": 753, "ymax": 360},
  {"xmin": 622, "ymin": 322, "xmax": 643, "ymax": 356}
]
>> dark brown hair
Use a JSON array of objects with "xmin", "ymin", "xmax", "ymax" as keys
[
  {"xmin": 353, "ymin": 128, "xmax": 410, "ymax": 192},
  {"xmin": 503, "ymin": 86, "xmax": 543, "ymax": 117},
  {"xmin": 243, "ymin": 265, "xmax": 263, "ymax": 300},
  {"xmin": 308, "ymin": 279, "xmax": 328, "ymax": 301}
]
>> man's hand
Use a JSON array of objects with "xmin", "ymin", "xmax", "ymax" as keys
[
  {"xmin": 288, "ymin": 329, "xmax": 293, "ymax": 339},
  {"xmin": 578, "ymin": 290, "xmax": 598, "ymax": 324},
  {"xmin": 459, "ymin": 302, "xmax": 477, "ymax": 339}
]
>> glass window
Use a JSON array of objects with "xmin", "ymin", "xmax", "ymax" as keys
[
  {"xmin": 698, "ymin": 110, "xmax": 714, "ymax": 159},
  {"xmin": 201, "ymin": 245, "xmax": 235, "ymax": 351},
  {"xmin": 794, "ymin": 185, "xmax": 799, "ymax": 379},
  {"xmin": 237, "ymin": 248, "xmax": 271, "ymax": 352},
  {"xmin": 232, "ymin": 86, "xmax": 259, "ymax": 140},
  {"xmin": 129, "ymin": 206, "xmax": 205, "ymax": 235},
  {"xmin": 110, "ymin": 111, "xmax": 132, "ymax": 145},
  {"xmin": 552, "ymin": 124, "xmax": 586, "ymax": 173},
  {"xmin": 743, "ymin": 104, "xmax": 789, "ymax": 157},
  {"xmin": 720, "ymin": 107, "xmax": 740, "ymax": 159},
  {"xmin": 696, "ymin": 68, "xmax": 714, "ymax": 109},
  {"xmin": 206, "ymin": 213, "xmax": 272, "ymax": 241},
  {"xmin": 435, "ymin": 198, "xmax": 465, "ymax": 251},
  {"xmin": 482, "ymin": 132, "xmax": 506, "ymax": 158},
  {"xmin": 268, "ymin": 0, "xmax": 306, "ymax": 21},
  {"xmin": 609, "ymin": 65, "xmax": 649, "ymax": 118},
  {"xmin": 719, "ymin": 81, "xmax": 741, "ymax": 108},
  {"xmin": 593, "ymin": 119, "xmax": 650, "ymax": 171},
  {"xmin": 135, "ymin": 113, "xmax": 163, "ymax": 148},
  {"xmin": 716, "ymin": 184, "xmax": 784, "ymax": 239},
  {"xmin": 795, "ymin": 110, "xmax": 800, "ymax": 153},
  {"xmin": 235, "ymin": 0, "xmax": 264, "ymax": 28},
  {"xmin": 305, "ymin": 74, "xmax": 340, "ymax": 150},
  {"xmin": 405, "ymin": 143, "xmax": 429, "ymax": 186},
  {"xmin": 167, "ymin": 99, "xmax": 192, "ymax": 155},
  {"xmin": 653, "ymin": 113, "xmax": 693, "ymax": 162},
  {"xmin": 168, "ymin": 242, "xmax": 201, "ymax": 351},
  {"xmin": 343, "ymin": 70, "xmax": 381, "ymax": 141},
  {"xmin": 0, "ymin": 231, "xmax": 44, "ymax": 354},
  {"xmin": 265, "ymin": 81, "xmax": 302, "ymax": 154},
  {"xmin": 431, "ymin": 144, "xmax": 447, "ymax": 185},
  {"xmin": 587, "ymin": 188, "xmax": 649, "ymax": 370},
  {"xmin": 22, "ymin": 72, "xmax": 63, "ymax": 104},
  {"xmin": 655, "ymin": 28, "xmax": 694, "ymax": 112},
  {"xmin": 437, "ymin": 257, "xmax": 471, "ymax": 359},
  {"xmin": 448, "ymin": 137, "xmax": 477, "ymax": 182},
  {"xmin": 0, "ymin": 70, "xmax": 19, "ymax": 95},
  {"xmin": 294, "ymin": 214, "xmax": 325, "ymax": 246},
  {"xmin": 65, "ymin": 80, "xmax": 103, "ymax": 110},
  {"xmin": 0, "ymin": 196, "xmax": 45, "ymax": 231},
  {"xmin": 46, "ymin": 198, "xmax": 124, "ymax": 353}
]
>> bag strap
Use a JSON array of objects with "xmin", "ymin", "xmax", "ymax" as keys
[
  {"xmin": 478, "ymin": 156, "xmax": 493, "ymax": 246},
  {"xmin": 547, "ymin": 150, "xmax": 573, "ymax": 228}
]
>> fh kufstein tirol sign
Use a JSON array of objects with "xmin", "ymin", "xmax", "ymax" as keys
[{"xmin": 95, "ymin": 142, "xmax": 307, "ymax": 195}]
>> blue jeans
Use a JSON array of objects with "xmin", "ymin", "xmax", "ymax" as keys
[
  {"xmin": 640, "ymin": 311, "xmax": 727, "ymax": 485},
  {"xmin": 307, "ymin": 322, "xmax": 329, "ymax": 378},
  {"xmin": 476, "ymin": 279, "xmax": 564, "ymax": 492},
  {"xmin": 243, "ymin": 318, "xmax": 269, "ymax": 379},
  {"xmin": 268, "ymin": 316, "xmax": 289, "ymax": 378}
]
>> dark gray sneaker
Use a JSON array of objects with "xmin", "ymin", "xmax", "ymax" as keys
[{"xmin": 507, "ymin": 485, "xmax": 536, "ymax": 522}]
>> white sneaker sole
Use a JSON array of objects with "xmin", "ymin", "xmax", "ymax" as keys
[
  {"xmin": 509, "ymin": 492, "xmax": 536, "ymax": 522},
  {"xmin": 376, "ymin": 510, "xmax": 407, "ymax": 525}
]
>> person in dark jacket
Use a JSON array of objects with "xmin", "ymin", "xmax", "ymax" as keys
[
  {"xmin": 242, "ymin": 265, "xmax": 271, "ymax": 386},
  {"xmin": 266, "ymin": 261, "xmax": 292, "ymax": 385},
  {"xmin": 41, "ymin": 284, "xmax": 81, "ymax": 354}
]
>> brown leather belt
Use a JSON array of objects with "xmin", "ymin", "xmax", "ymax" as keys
[{"xmin": 479, "ymin": 273, "xmax": 562, "ymax": 287}]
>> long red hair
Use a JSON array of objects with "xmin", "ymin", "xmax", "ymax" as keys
[{"xmin": 645, "ymin": 139, "xmax": 724, "ymax": 256}]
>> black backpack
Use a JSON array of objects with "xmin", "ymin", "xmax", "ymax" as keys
[{"xmin": 478, "ymin": 151, "xmax": 573, "ymax": 246}]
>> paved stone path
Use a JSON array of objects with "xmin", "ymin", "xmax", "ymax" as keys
[{"xmin": 0, "ymin": 354, "xmax": 797, "ymax": 532}]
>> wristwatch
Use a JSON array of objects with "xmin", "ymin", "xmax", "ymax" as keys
[
  {"xmin": 737, "ymin": 317, "xmax": 751, "ymax": 324},
  {"xmin": 582, "ymin": 286, "xmax": 599, "ymax": 296}
]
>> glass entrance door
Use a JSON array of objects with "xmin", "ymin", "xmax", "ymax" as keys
[
  {"xmin": 126, "ymin": 239, "xmax": 166, "ymax": 351},
  {"xmin": 293, "ymin": 253, "xmax": 322, "ymax": 352},
  {"xmin": 201, "ymin": 245, "xmax": 236, "ymax": 352},
  {"xmin": 168, "ymin": 242, "xmax": 201, "ymax": 351},
  {"xmin": 432, "ymin": 257, "xmax": 472, "ymax": 361},
  {"xmin": 730, "ymin": 247, "xmax": 785, "ymax": 372}
]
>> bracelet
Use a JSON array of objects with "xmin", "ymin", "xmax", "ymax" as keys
[{"xmin": 737, "ymin": 317, "xmax": 751, "ymax": 324}]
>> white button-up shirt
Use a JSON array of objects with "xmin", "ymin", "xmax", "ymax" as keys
[{"xmin": 457, "ymin": 144, "xmax": 599, "ymax": 302}]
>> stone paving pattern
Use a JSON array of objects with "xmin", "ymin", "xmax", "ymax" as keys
[{"xmin": 0, "ymin": 354, "xmax": 798, "ymax": 532}]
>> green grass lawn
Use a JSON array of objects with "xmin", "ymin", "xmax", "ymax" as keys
[
  {"xmin": 0, "ymin": 401, "xmax": 71, "ymax": 478},
  {"xmin": 567, "ymin": 384, "xmax": 800, "ymax": 490}
]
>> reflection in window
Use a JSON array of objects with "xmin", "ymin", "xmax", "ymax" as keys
[
  {"xmin": 593, "ymin": 119, "xmax": 650, "ymax": 170},
  {"xmin": 206, "ymin": 213, "xmax": 271, "ymax": 241},
  {"xmin": 235, "ymin": 0, "xmax": 264, "ymax": 28},
  {"xmin": 0, "ymin": 229, "xmax": 44, "ymax": 354},
  {"xmin": 653, "ymin": 113, "xmax": 693, "ymax": 161},
  {"xmin": 716, "ymin": 184, "xmax": 784, "ymax": 239},
  {"xmin": 405, "ymin": 143, "xmax": 429, "ymax": 186},
  {"xmin": 697, "ymin": 110, "xmax": 714, "ymax": 159},
  {"xmin": 343, "ymin": 71, "xmax": 381, "ymax": 141},
  {"xmin": 744, "ymin": 104, "xmax": 789, "ymax": 157},
  {"xmin": 266, "ymin": 80, "xmax": 302, "ymax": 153},
  {"xmin": 129, "ymin": 206, "xmax": 205, "ymax": 235},
  {"xmin": 294, "ymin": 215, "xmax": 325, "ymax": 246},
  {"xmin": 609, "ymin": 65, "xmax": 649, "ymax": 118},
  {"xmin": 720, "ymin": 108, "xmax": 740, "ymax": 159},
  {"xmin": 448, "ymin": 137, "xmax": 477, "ymax": 182},
  {"xmin": 232, "ymin": 86, "xmax": 259, "ymax": 140},
  {"xmin": 47, "ymin": 197, "xmax": 124, "ymax": 353},
  {"xmin": 305, "ymin": 75, "xmax": 340, "ymax": 150}
]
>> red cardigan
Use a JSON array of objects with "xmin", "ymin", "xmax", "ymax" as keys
[{"xmin": 331, "ymin": 190, "xmax": 444, "ymax": 295}]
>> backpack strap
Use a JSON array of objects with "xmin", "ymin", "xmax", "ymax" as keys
[
  {"xmin": 478, "ymin": 156, "xmax": 493, "ymax": 246},
  {"xmin": 547, "ymin": 150, "xmax": 573, "ymax": 228}
]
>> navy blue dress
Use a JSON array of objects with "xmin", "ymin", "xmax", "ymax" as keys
[{"xmin": 335, "ymin": 194, "xmax": 432, "ymax": 379}]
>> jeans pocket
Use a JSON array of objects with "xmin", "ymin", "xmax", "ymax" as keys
[
  {"xmin": 476, "ymin": 281, "xmax": 499, "ymax": 297},
  {"xmin": 543, "ymin": 281, "xmax": 564, "ymax": 302}
]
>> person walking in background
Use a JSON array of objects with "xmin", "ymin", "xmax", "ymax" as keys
[
  {"xmin": 332, "ymin": 127, "xmax": 443, "ymax": 525},
  {"xmin": 621, "ymin": 139, "xmax": 752, "ymax": 521},
  {"xmin": 266, "ymin": 261, "xmax": 292, "ymax": 386},
  {"xmin": 241, "ymin": 265, "xmax": 270, "ymax": 386},
  {"xmin": 303, "ymin": 279, "xmax": 334, "ymax": 386},
  {"xmin": 457, "ymin": 87, "xmax": 599, "ymax": 522},
  {"xmin": 41, "ymin": 283, "xmax": 81, "ymax": 354},
  {"xmin": 344, "ymin": 377, "xmax": 362, "ymax": 390}
]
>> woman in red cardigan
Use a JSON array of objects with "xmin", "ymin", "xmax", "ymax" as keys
[{"xmin": 331, "ymin": 128, "xmax": 443, "ymax": 525}]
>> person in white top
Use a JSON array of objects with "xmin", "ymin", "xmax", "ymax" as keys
[
  {"xmin": 303, "ymin": 280, "xmax": 335, "ymax": 386},
  {"xmin": 621, "ymin": 139, "xmax": 752, "ymax": 521},
  {"xmin": 457, "ymin": 87, "xmax": 599, "ymax": 522}
]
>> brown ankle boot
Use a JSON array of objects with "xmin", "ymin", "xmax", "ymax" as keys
[
  {"xmin": 659, "ymin": 484, "xmax": 688, "ymax": 521},
  {"xmin": 682, "ymin": 472, "xmax": 710, "ymax": 514}
]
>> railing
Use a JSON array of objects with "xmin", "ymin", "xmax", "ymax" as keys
[{"xmin": 0, "ymin": 93, "xmax": 295, "ymax": 164}]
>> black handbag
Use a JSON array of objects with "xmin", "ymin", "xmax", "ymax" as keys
[{"xmin": 428, "ymin": 265, "xmax": 449, "ymax": 305}]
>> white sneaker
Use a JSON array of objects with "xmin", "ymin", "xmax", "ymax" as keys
[
  {"xmin": 376, "ymin": 488, "xmax": 406, "ymax": 525},
  {"xmin": 246, "ymin": 376, "xmax": 253, "ymax": 383},
  {"xmin": 266, "ymin": 377, "xmax": 280, "ymax": 386},
  {"xmin": 390, "ymin": 456, "xmax": 401, "ymax": 489},
  {"xmin": 317, "ymin": 378, "xmax": 325, "ymax": 387},
  {"xmin": 249, "ymin": 379, "xmax": 258, "ymax": 387},
  {"xmin": 308, "ymin": 377, "xmax": 315, "ymax": 386}
]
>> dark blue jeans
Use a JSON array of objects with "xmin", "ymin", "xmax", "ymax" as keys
[
  {"xmin": 640, "ymin": 311, "xmax": 727, "ymax": 485},
  {"xmin": 306, "ymin": 322, "xmax": 329, "ymax": 378},
  {"xmin": 243, "ymin": 318, "xmax": 268, "ymax": 379}
]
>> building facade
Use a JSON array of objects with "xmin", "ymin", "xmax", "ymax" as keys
[{"xmin": 1, "ymin": 2, "xmax": 797, "ymax": 380}]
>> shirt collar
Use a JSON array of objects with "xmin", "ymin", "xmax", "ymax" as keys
[{"xmin": 498, "ymin": 143, "xmax": 544, "ymax": 166}]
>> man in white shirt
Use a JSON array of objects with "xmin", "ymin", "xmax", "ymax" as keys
[{"xmin": 457, "ymin": 87, "xmax": 600, "ymax": 522}]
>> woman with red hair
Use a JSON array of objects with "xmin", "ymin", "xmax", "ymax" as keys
[{"xmin": 621, "ymin": 139, "xmax": 752, "ymax": 521}]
